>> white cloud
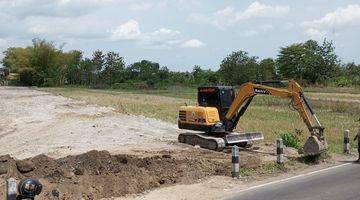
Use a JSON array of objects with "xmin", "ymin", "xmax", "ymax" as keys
[
  {"xmin": 238, "ymin": 24, "xmax": 273, "ymax": 38},
  {"xmin": 304, "ymin": 28, "xmax": 327, "ymax": 40},
  {"xmin": 282, "ymin": 22, "xmax": 294, "ymax": 31},
  {"xmin": 150, "ymin": 28, "xmax": 180, "ymax": 38},
  {"xmin": 0, "ymin": 0, "xmax": 119, "ymax": 18},
  {"xmin": 188, "ymin": 1, "xmax": 289, "ymax": 29},
  {"xmin": 111, "ymin": 20, "xmax": 141, "ymax": 40},
  {"xmin": 0, "ymin": 0, "xmax": 121, "ymax": 40},
  {"xmin": 127, "ymin": 0, "xmax": 200, "ymax": 12},
  {"xmin": 28, "ymin": 25, "xmax": 49, "ymax": 35},
  {"xmin": 240, "ymin": 30, "xmax": 258, "ymax": 37},
  {"xmin": 301, "ymin": 4, "xmax": 360, "ymax": 39},
  {"xmin": 139, "ymin": 28, "xmax": 181, "ymax": 49},
  {"xmin": 181, "ymin": 39, "xmax": 204, "ymax": 48},
  {"xmin": 25, "ymin": 15, "xmax": 109, "ymax": 39},
  {"xmin": 236, "ymin": 1, "xmax": 289, "ymax": 21},
  {"xmin": 302, "ymin": 4, "xmax": 360, "ymax": 29},
  {"xmin": 259, "ymin": 24, "xmax": 273, "ymax": 31},
  {"xmin": 212, "ymin": 6, "xmax": 236, "ymax": 28},
  {"xmin": 0, "ymin": 38, "xmax": 7, "ymax": 46},
  {"xmin": 158, "ymin": 0, "xmax": 201, "ymax": 10},
  {"xmin": 128, "ymin": 2, "xmax": 153, "ymax": 11},
  {"xmin": 111, "ymin": 21, "xmax": 181, "ymax": 49}
]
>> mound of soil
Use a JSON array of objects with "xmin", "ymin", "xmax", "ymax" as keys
[{"xmin": 0, "ymin": 149, "xmax": 263, "ymax": 199}]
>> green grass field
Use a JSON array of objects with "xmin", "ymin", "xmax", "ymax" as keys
[{"xmin": 42, "ymin": 86, "xmax": 360, "ymax": 154}]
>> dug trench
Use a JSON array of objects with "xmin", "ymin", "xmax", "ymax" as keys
[{"xmin": 0, "ymin": 147, "xmax": 303, "ymax": 199}]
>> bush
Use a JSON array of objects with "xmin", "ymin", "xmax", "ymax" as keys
[
  {"xmin": 280, "ymin": 132, "xmax": 301, "ymax": 149},
  {"xmin": 111, "ymin": 81, "xmax": 154, "ymax": 90},
  {"xmin": 19, "ymin": 67, "xmax": 40, "ymax": 86},
  {"xmin": 327, "ymin": 76, "xmax": 352, "ymax": 87}
]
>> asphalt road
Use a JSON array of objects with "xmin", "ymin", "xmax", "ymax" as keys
[{"xmin": 228, "ymin": 162, "xmax": 360, "ymax": 200}]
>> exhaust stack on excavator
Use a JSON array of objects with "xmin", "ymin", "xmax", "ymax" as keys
[{"xmin": 177, "ymin": 79, "xmax": 327, "ymax": 156}]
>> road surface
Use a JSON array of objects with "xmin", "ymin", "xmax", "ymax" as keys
[{"xmin": 228, "ymin": 162, "xmax": 360, "ymax": 200}]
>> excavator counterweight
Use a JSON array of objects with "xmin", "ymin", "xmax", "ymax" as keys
[{"xmin": 178, "ymin": 80, "xmax": 327, "ymax": 156}]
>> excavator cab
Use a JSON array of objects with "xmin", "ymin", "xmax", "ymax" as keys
[{"xmin": 198, "ymin": 86, "xmax": 235, "ymax": 120}]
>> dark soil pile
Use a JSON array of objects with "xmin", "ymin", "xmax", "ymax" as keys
[{"xmin": 0, "ymin": 149, "xmax": 263, "ymax": 199}]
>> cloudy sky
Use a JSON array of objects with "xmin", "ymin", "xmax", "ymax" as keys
[{"xmin": 0, "ymin": 0, "xmax": 359, "ymax": 71}]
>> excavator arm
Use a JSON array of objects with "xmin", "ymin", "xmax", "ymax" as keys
[{"xmin": 223, "ymin": 80, "xmax": 327, "ymax": 155}]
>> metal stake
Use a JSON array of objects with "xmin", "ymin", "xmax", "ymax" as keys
[
  {"xmin": 231, "ymin": 145, "xmax": 239, "ymax": 178},
  {"xmin": 277, "ymin": 138, "xmax": 284, "ymax": 164},
  {"xmin": 6, "ymin": 178, "xmax": 17, "ymax": 200},
  {"xmin": 344, "ymin": 130, "xmax": 350, "ymax": 154}
]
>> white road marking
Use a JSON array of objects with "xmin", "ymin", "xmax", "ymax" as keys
[{"xmin": 238, "ymin": 163, "xmax": 352, "ymax": 193}]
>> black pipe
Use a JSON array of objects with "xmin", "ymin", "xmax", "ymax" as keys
[{"xmin": 301, "ymin": 93, "xmax": 315, "ymax": 115}]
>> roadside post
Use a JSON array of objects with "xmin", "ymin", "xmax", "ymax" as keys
[
  {"xmin": 231, "ymin": 145, "xmax": 239, "ymax": 178},
  {"xmin": 6, "ymin": 178, "xmax": 17, "ymax": 200},
  {"xmin": 277, "ymin": 138, "xmax": 284, "ymax": 164},
  {"xmin": 344, "ymin": 130, "xmax": 350, "ymax": 154}
]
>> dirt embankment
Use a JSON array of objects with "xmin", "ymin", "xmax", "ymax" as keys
[
  {"xmin": 0, "ymin": 145, "xmax": 303, "ymax": 200},
  {"xmin": 0, "ymin": 149, "xmax": 272, "ymax": 199}
]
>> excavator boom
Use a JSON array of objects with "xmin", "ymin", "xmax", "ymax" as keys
[
  {"xmin": 224, "ymin": 80, "xmax": 327, "ymax": 155},
  {"xmin": 225, "ymin": 80, "xmax": 322, "ymax": 134}
]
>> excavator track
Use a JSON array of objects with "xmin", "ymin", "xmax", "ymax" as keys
[
  {"xmin": 178, "ymin": 132, "xmax": 263, "ymax": 151},
  {"xmin": 178, "ymin": 132, "xmax": 226, "ymax": 151}
]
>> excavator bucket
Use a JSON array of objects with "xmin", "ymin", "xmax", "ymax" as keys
[
  {"xmin": 225, "ymin": 132, "xmax": 264, "ymax": 145},
  {"xmin": 302, "ymin": 136, "xmax": 328, "ymax": 156}
]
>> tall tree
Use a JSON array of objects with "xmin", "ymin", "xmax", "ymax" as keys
[
  {"xmin": 277, "ymin": 39, "xmax": 339, "ymax": 84},
  {"xmin": 277, "ymin": 43, "xmax": 305, "ymax": 80},
  {"xmin": 191, "ymin": 65, "xmax": 218, "ymax": 85},
  {"xmin": 102, "ymin": 51, "xmax": 125, "ymax": 85},
  {"xmin": 91, "ymin": 50, "xmax": 105, "ymax": 85},
  {"xmin": 219, "ymin": 51, "xmax": 258, "ymax": 85},
  {"xmin": 2, "ymin": 47, "xmax": 32, "ymax": 72},
  {"xmin": 79, "ymin": 58, "xmax": 94, "ymax": 85},
  {"xmin": 128, "ymin": 60, "xmax": 160, "ymax": 86},
  {"xmin": 64, "ymin": 50, "xmax": 83, "ymax": 85},
  {"xmin": 158, "ymin": 66, "xmax": 170, "ymax": 80},
  {"xmin": 257, "ymin": 58, "xmax": 277, "ymax": 80}
]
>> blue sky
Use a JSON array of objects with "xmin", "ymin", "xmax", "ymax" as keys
[{"xmin": 0, "ymin": 0, "xmax": 359, "ymax": 71}]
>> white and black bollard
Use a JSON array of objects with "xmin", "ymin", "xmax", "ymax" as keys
[
  {"xmin": 344, "ymin": 130, "xmax": 350, "ymax": 154},
  {"xmin": 6, "ymin": 178, "xmax": 17, "ymax": 200},
  {"xmin": 231, "ymin": 145, "xmax": 239, "ymax": 178},
  {"xmin": 277, "ymin": 138, "xmax": 284, "ymax": 164}
]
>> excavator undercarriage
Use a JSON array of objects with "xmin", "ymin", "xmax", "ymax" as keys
[
  {"xmin": 178, "ymin": 80, "xmax": 327, "ymax": 156},
  {"xmin": 178, "ymin": 131, "xmax": 263, "ymax": 151}
]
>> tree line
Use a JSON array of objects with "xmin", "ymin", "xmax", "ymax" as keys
[{"xmin": 1, "ymin": 38, "xmax": 359, "ymax": 88}]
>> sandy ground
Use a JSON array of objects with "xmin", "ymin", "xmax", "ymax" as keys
[{"xmin": 0, "ymin": 86, "xmax": 181, "ymax": 159}]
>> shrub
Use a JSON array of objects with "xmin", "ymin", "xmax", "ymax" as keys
[
  {"xmin": 280, "ymin": 132, "xmax": 301, "ymax": 149},
  {"xmin": 111, "ymin": 81, "xmax": 154, "ymax": 90},
  {"xmin": 327, "ymin": 76, "xmax": 352, "ymax": 87},
  {"xmin": 19, "ymin": 67, "xmax": 40, "ymax": 86}
]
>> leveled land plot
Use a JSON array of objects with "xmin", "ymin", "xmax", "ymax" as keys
[{"xmin": 43, "ymin": 87, "xmax": 360, "ymax": 153}]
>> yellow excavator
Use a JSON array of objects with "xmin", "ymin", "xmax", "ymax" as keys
[{"xmin": 178, "ymin": 80, "xmax": 327, "ymax": 156}]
